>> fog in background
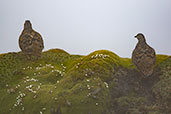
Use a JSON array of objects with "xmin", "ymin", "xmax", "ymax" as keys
[{"xmin": 0, "ymin": 0, "xmax": 171, "ymax": 57}]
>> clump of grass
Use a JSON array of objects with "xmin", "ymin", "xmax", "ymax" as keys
[{"xmin": 154, "ymin": 55, "xmax": 169, "ymax": 67}]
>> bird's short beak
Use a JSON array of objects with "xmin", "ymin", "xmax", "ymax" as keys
[{"xmin": 134, "ymin": 35, "xmax": 137, "ymax": 38}]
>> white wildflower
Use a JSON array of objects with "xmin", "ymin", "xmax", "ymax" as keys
[
  {"xmin": 87, "ymin": 93, "xmax": 91, "ymax": 96},
  {"xmin": 104, "ymin": 82, "xmax": 109, "ymax": 88},
  {"xmin": 49, "ymin": 90, "xmax": 53, "ymax": 94},
  {"xmin": 36, "ymin": 67, "xmax": 40, "ymax": 70},
  {"xmin": 37, "ymin": 85, "xmax": 41, "ymax": 90},
  {"xmin": 42, "ymin": 108, "xmax": 46, "ymax": 111},
  {"xmin": 33, "ymin": 95, "xmax": 37, "ymax": 98},
  {"xmin": 87, "ymin": 85, "xmax": 90, "ymax": 89}
]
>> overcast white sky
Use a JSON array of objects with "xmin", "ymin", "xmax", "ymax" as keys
[{"xmin": 0, "ymin": 0, "xmax": 170, "ymax": 57}]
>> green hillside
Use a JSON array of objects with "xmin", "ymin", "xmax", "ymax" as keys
[{"xmin": 0, "ymin": 49, "xmax": 170, "ymax": 114}]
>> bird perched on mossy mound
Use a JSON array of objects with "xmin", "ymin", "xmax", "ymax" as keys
[
  {"xmin": 132, "ymin": 33, "xmax": 156, "ymax": 77},
  {"xmin": 19, "ymin": 20, "xmax": 44, "ymax": 59}
]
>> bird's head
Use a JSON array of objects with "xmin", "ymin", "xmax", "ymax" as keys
[
  {"xmin": 24, "ymin": 20, "xmax": 32, "ymax": 30},
  {"xmin": 134, "ymin": 33, "xmax": 146, "ymax": 42}
]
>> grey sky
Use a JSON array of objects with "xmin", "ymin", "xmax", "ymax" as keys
[{"xmin": 0, "ymin": 0, "xmax": 171, "ymax": 57}]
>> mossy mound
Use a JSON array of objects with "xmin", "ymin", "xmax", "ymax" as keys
[
  {"xmin": 0, "ymin": 49, "xmax": 170, "ymax": 114},
  {"xmin": 67, "ymin": 50, "xmax": 119, "ymax": 81}
]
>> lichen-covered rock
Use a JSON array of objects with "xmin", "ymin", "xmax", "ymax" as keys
[
  {"xmin": 19, "ymin": 20, "xmax": 44, "ymax": 58},
  {"xmin": 132, "ymin": 33, "xmax": 156, "ymax": 77}
]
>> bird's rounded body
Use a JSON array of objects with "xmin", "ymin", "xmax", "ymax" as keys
[
  {"xmin": 132, "ymin": 33, "xmax": 156, "ymax": 77},
  {"xmin": 19, "ymin": 20, "xmax": 44, "ymax": 58}
]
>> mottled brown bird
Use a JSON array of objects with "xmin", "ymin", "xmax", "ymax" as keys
[
  {"xmin": 19, "ymin": 20, "xmax": 44, "ymax": 59},
  {"xmin": 132, "ymin": 33, "xmax": 156, "ymax": 77}
]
